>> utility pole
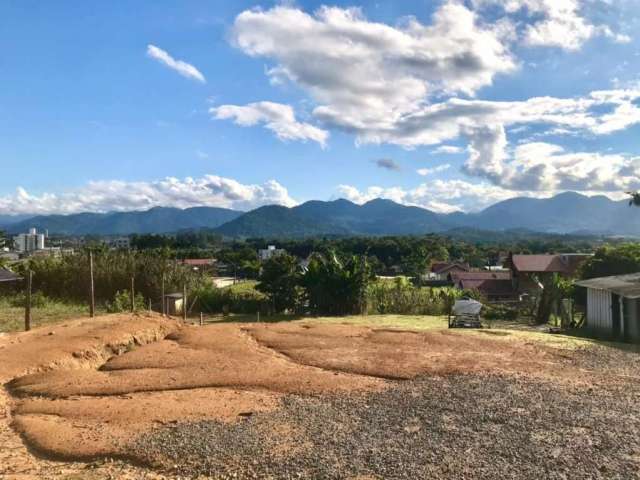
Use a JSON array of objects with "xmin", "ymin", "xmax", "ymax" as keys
[
  {"xmin": 25, "ymin": 270, "xmax": 32, "ymax": 331},
  {"xmin": 89, "ymin": 251, "xmax": 95, "ymax": 318}
]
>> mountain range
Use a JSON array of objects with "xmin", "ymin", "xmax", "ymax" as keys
[{"xmin": 1, "ymin": 192, "xmax": 638, "ymax": 237}]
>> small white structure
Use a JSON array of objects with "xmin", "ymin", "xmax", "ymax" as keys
[
  {"xmin": 164, "ymin": 293, "xmax": 185, "ymax": 316},
  {"xmin": 258, "ymin": 245, "xmax": 285, "ymax": 262},
  {"xmin": 107, "ymin": 237, "xmax": 130, "ymax": 249},
  {"xmin": 576, "ymin": 273, "xmax": 640, "ymax": 342},
  {"xmin": 449, "ymin": 298, "xmax": 483, "ymax": 328},
  {"xmin": 14, "ymin": 228, "xmax": 45, "ymax": 253},
  {"xmin": 452, "ymin": 299, "xmax": 483, "ymax": 316}
]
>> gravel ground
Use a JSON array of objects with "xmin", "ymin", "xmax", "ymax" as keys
[{"xmin": 133, "ymin": 371, "xmax": 640, "ymax": 480}]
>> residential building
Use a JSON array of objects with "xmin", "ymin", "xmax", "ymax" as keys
[
  {"xmin": 507, "ymin": 253, "xmax": 592, "ymax": 294},
  {"xmin": 449, "ymin": 271, "xmax": 516, "ymax": 301},
  {"xmin": 13, "ymin": 228, "xmax": 45, "ymax": 253},
  {"xmin": 428, "ymin": 262, "xmax": 470, "ymax": 281},
  {"xmin": 258, "ymin": 245, "xmax": 285, "ymax": 262},
  {"xmin": 182, "ymin": 258, "xmax": 216, "ymax": 273},
  {"xmin": 576, "ymin": 273, "xmax": 640, "ymax": 342}
]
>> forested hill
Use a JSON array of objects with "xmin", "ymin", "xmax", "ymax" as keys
[
  {"xmin": 3, "ymin": 192, "xmax": 639, "ymax": 237},
  {"xmin": 215, "ymin": 193, "xmax": 638, "ymax": 237},
  {"xmin": 4, "ymin": 206, "xmax": 242, "ymax": 235}
]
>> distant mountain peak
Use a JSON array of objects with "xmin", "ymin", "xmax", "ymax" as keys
[{"xmin": 4, "ymin": 192, "xmax": 636, "ymax": 237}]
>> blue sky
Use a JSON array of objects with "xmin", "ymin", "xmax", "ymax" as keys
[{"xmin": 1, "ymin": 0, "xmax": 640, "ymax": 215}]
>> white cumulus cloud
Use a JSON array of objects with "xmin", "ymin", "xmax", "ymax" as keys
[
  {"xmin": 0, "ymin": 175, "xmax": 296, "ymax": 215},
  {"xmin": 472, "ymin": 0, "xmax": 629, "ymax": 50},
  {"xmin": 211, "ymin": 101, "xmax": 329, "ymax": 147},
  {"xmin": 433, "ymin": 145, "xmax": 464, "ymax": 154},
  {"xmin": 417, "ymin": 164, "xmax": 451, "ymax": 176},
  {"xmin": 147, "ymin": 44, "xmax": 206, "ymax": 83},
  {"xmin": 230, "ymin": 2, "xmax": 516, "ymax": 140},
  {"xmin": 336, "ymin": 180, "xmax": 533, "ymax": 213}
]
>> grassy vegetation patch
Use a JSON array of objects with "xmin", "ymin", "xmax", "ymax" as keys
[{"xmin": 0, "ymin": 295, "xmax": 96, "ymax": 333}]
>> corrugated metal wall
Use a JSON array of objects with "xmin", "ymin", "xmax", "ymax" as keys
[{"xmin": 586, "ymin": 288, "xmax": 612, "ymax": 331}]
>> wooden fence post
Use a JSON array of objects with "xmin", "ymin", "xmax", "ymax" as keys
[
  {"xmin": 161, "ymin": 273, "xmax": 166, "ymax": 317},
  {"xmin": 131, "ymin": 276, "xmax": 135, "ymax": 313},
  {"xmin": 25, "ymin": 270, "xmax": 32, "ymax": 331},
  {"xmin": 89, "ymin": 251, "xmax": 95, "ymax": 318},
  {"xmin": 183, "ymin": 284, "xmax": 187, "ymax": 322},
  {"xmin": 200, "ymin": 312, "xmax": 204, "ymax": 326}
]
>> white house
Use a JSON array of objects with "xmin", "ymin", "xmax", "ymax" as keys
[{"xmin": 576, "ymin": 273, "xmax": 640, "ymax": 342}]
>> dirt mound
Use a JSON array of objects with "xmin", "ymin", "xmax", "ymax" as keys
[
  {"xmin": 0, "ymin": 313, "xmax": 180, "ymax": 479},
  {"xmin": 0, "ymin": 319, "xmax": 612, "ymax": 476},
  {"xmin": 244, "ymin": 323, "xmax": 569, "ymax": 380},
  {"xmin": 0, "ymin": 313, "xmax": 178, "ymax": 382}
]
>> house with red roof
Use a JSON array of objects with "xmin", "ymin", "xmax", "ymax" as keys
[
  {"xmin": 449, "ymin": 271, "xmax": 516, "ymax": 301},
  {"xmin": 429, "ymin": 261, "xmax": 470, "ymax": 280},
  {"xmin": 507, "ymin": 253, "xmax": 592, "ymax": 294}
]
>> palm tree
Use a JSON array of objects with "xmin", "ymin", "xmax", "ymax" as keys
[{"xmin": 628, "ymin": 191, "xmax": 640, "ymax": 207}]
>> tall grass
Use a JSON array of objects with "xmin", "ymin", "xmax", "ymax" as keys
[{"xmin": 0, "ymin": 294, "xmax": 96, "ymax": 332}]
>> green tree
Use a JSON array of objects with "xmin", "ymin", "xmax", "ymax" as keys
[
  {"xmin": 579, "ymin": 244, "xmax": 640, "ymax": 279},
  {"xmin": 303, "ymin": 252, "xmax": 374, "ymax": 316},
  {"xmin": 256, "ymin": 253, "xmax": 302, "ymax": 313}
]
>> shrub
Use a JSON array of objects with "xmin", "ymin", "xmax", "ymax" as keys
[
  {"xmin": 482, "ymin": 303, "xmax": 519, "ymax": 320},
  {"xmin": 365, "ymin": 281, "xmax": 458, "ymax": 316},
  {"xmin": 9, "ymin": 291, "xmax": 50, "ymax": 309},
  {"xmin": 193, "ymin": 284, "xmax": 267, "ymax": 314},
  {"xmin": 106, "ymin": 290, "xmax": 146, "ymax": 313}
]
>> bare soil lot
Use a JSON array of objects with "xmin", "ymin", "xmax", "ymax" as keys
[{"xmin": 1, "ymin": 314, "xmax": 640, "ymax": 479}]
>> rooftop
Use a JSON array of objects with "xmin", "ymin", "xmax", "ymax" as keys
[
  {"xmin": 510, "ymin": 254, "xmax": 592, "ymax": 274},
  {"xmin": 450, "ymin": 271, "xmax": 511, "ymax": 281},
  {"xmin": 576, "ymin": 273, "xmax": 640, "ymax": 299},
  {"xmin": 431, "ymin": 262, "xmax": 470, "ymax": 274}
]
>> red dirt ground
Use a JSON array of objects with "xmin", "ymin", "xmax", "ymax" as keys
[{"xmin": 0, "ymin": 313, "xmax": 601, "ymax": 478}]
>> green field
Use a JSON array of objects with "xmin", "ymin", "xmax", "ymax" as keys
[{"xmin": 0, "ymin": 296, "xmax": 97, "ymax": 333}]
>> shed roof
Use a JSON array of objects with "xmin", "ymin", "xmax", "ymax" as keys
[
  {"xmin": 0, "ymin": 268, "xmax": 21, "ymax": 283},
  {"xmin": 164, "ymin": 293, "xmax": 184, "ymax": 299},
  {"xmin": 575, "ymin": 273, "xmax": 640, "ymax": 299}
]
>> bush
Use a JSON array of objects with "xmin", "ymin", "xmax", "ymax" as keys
[
  {"xmin": 482, "ymin": 303, "xmax": 519, "ymax": 320},
  {"xmin": 106, "ymin": 290, "xmax": 146, "ymax": 313},
  {"xmin": 18, "ymin": 248, "xmax": 209, "ymax": 305},
  {"xmin": 9, "ymin": 291, "xmax": 50, "ymax": 309},
  {"xmin": 365, "ymin": 280, "xmax": 459, "ymax": 316},
  {"xmin": 193, "ymin": 284, "xmax": 267, "ymax": 314}
]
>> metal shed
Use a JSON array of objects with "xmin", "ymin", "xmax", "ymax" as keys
[{"xmin": 576, "ymin": 273, "xmax": 640, "ymax": 341}]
